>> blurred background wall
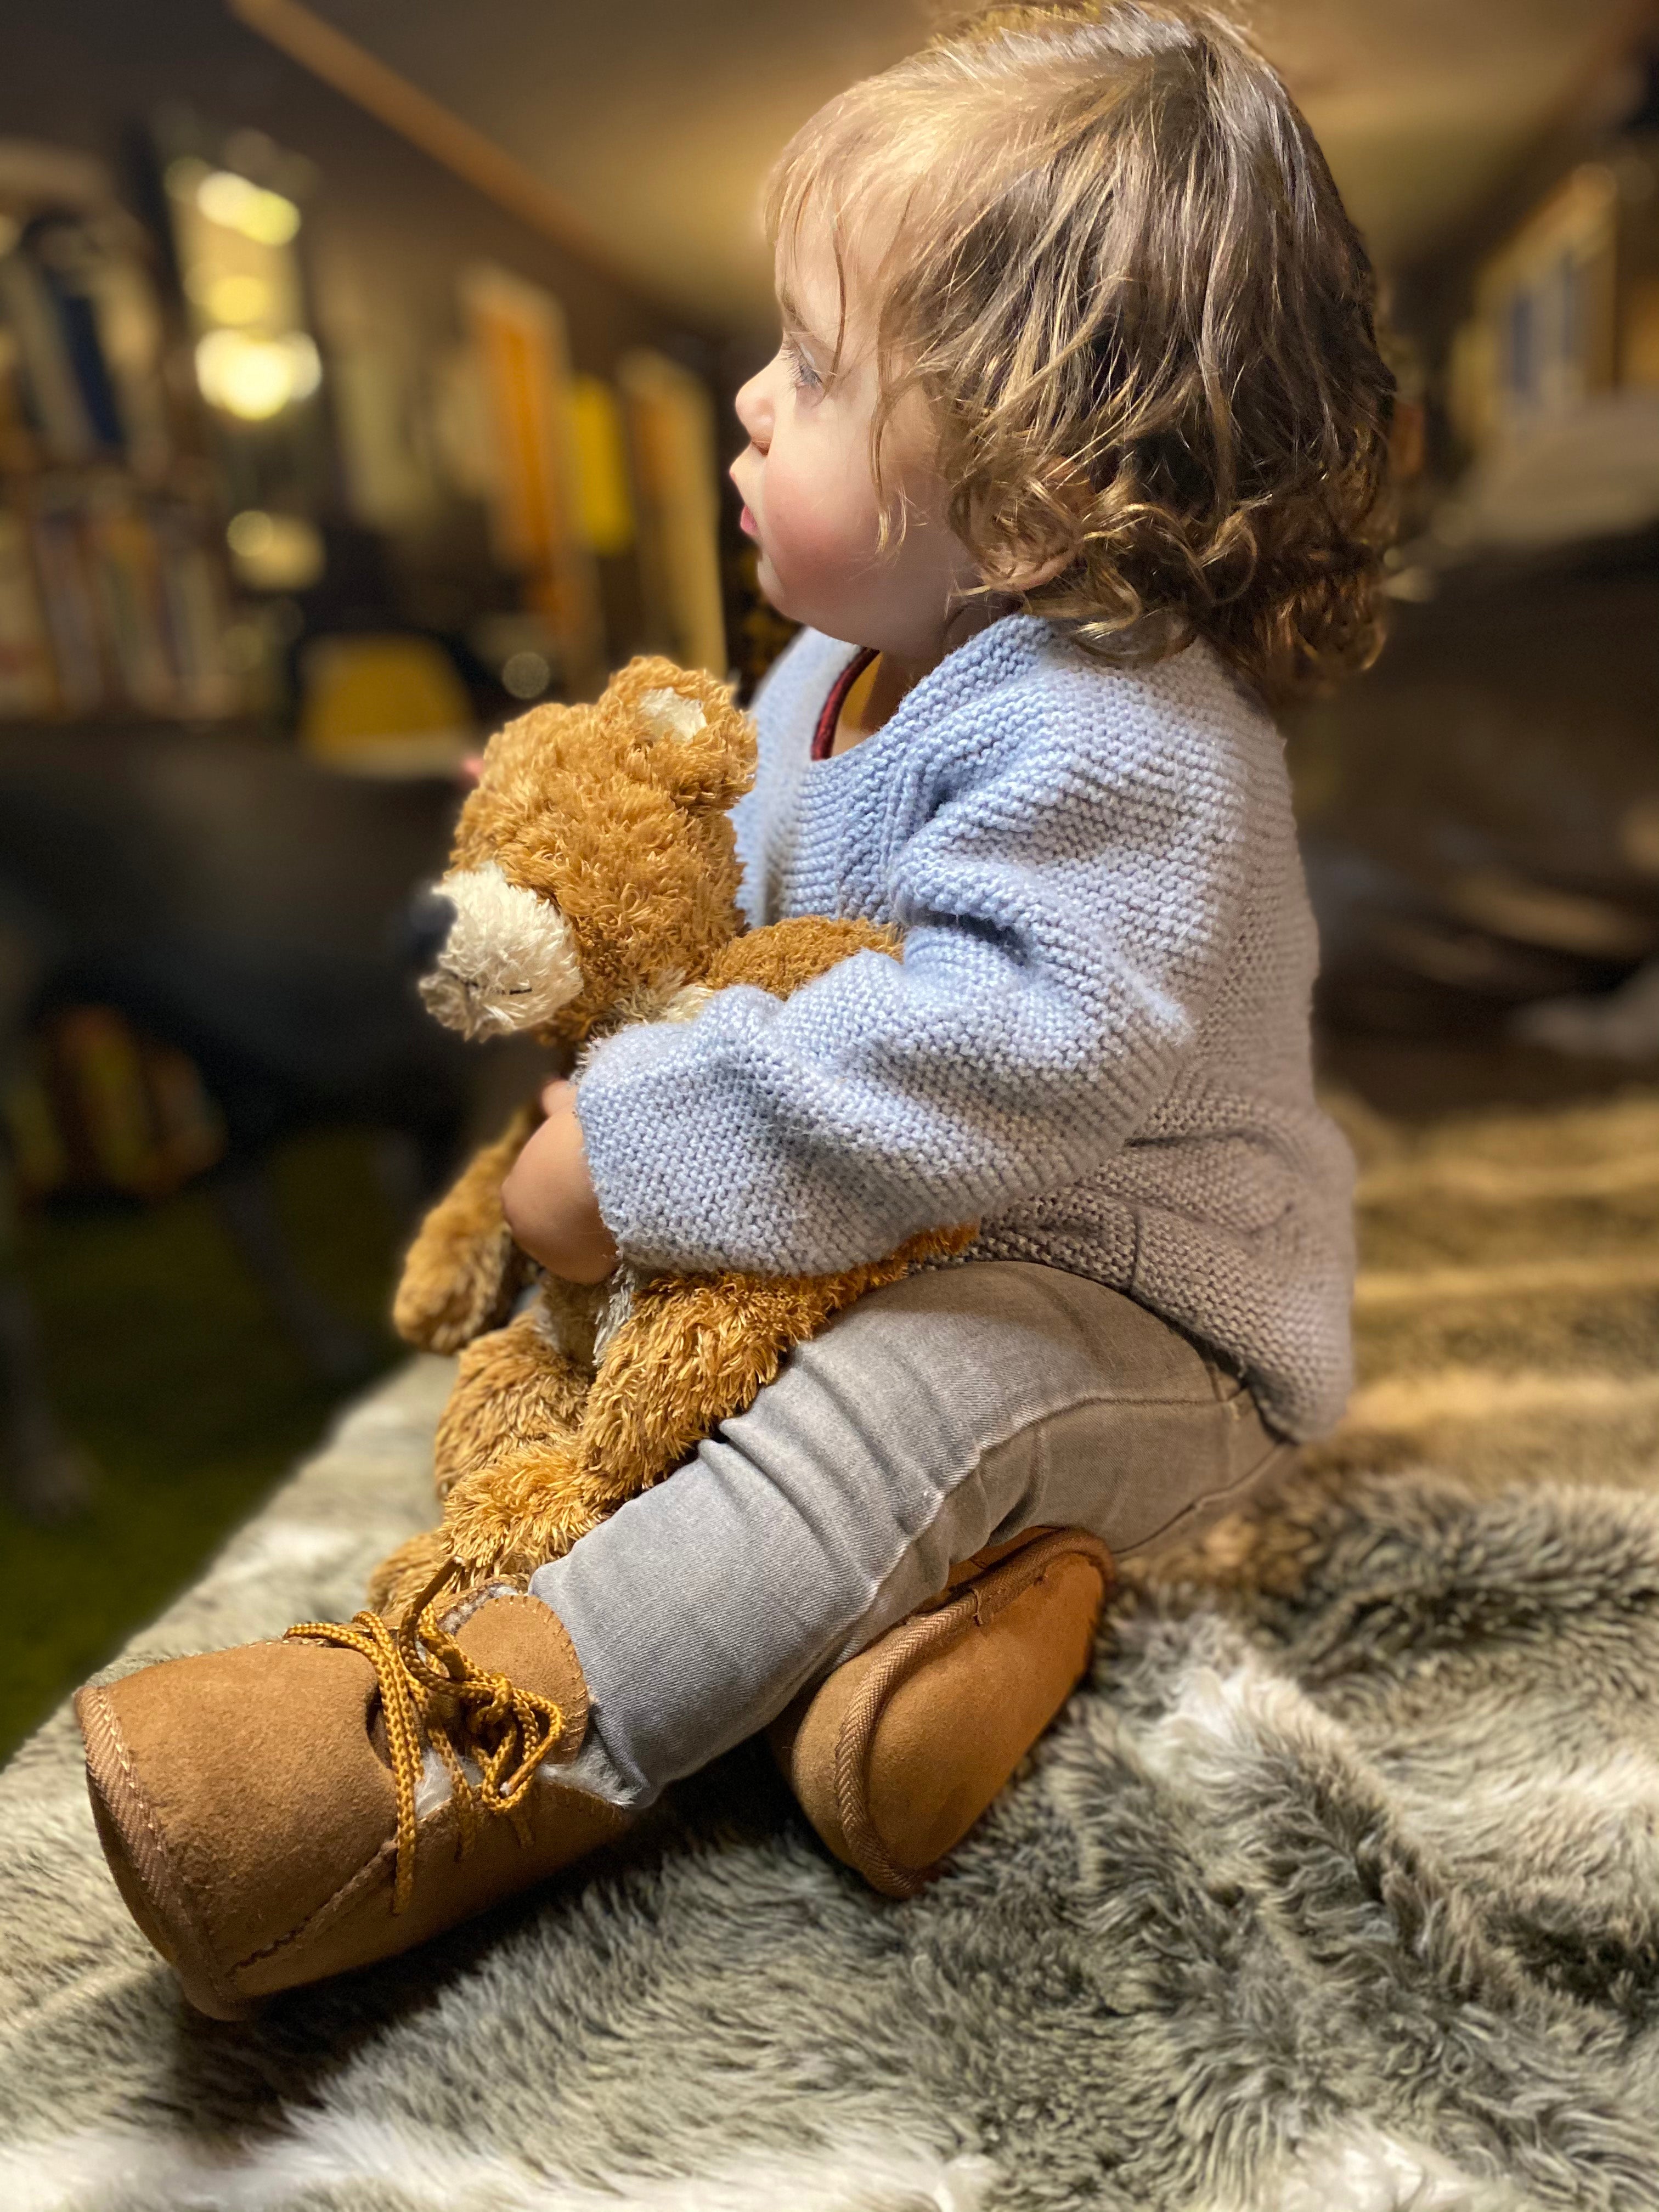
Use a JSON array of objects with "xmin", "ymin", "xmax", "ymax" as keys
[{"xmin": 1, "ymin": 0, "xmax": 1658, "ymax": 1751}]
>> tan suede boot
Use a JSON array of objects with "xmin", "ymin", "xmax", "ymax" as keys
[
  {"xmin": 771, "ymin": 1527, "xmax": 1113, "ymax": 1898},
  {"xmin": 75, "ymin": 1579, "xmax": 627, "ymax": 2019}
]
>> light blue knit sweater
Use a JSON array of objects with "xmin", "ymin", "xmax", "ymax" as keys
[{"xmin": 576, "ymin": 616, "xmax": 1355, "ymax": 1440}]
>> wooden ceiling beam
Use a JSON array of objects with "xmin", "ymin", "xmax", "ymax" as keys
[{"xmin": 225, "ymin": 0, "xmax": 665, "ymax": 305}]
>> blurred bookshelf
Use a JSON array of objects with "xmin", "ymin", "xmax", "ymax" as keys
[
  {"xmin": 0, "ymin": 140, "xmax": 252, "ymax": 731},
  {"xmin": 0, "ymin": 105, "xmax": 735, "ymax": 764}
]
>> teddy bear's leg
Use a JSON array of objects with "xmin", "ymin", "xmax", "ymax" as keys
[
  {"xmin": 567, "ymin": 1274, "xmax": 843, "ymax": 1516},
  {"xmin": 392, "ymin": 1105, "xmax": 539, "ymax": 1354},
  {"xmin": 426, "ymin": 1277, "xmax": 844, "ymax": 1588},
  {"xmin": 362, "ymin": 1300, "xmax": 594, "ymax": 1611},
  {"xmin": 424, "ymin": 1228, "xmax": 985, "ymax": 1589},
  {"xmin": 433, "ymin": 1300, "xmax": 594, "ymax": 1499}
]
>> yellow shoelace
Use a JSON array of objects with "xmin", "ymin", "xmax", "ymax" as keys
[{"xmin": 285, "ymin": 1575, "xmax": 568, "ymax": 1914}]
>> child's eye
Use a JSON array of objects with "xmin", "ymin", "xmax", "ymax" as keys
[{"xmin": 782, "ymin": 337, "xmax": 823, "ymax": 396}]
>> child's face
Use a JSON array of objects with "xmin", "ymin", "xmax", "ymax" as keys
[{"xmin": 731, "ymin": 224, "xmax": 977, "ymax": 668}]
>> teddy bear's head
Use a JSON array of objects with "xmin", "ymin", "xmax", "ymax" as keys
[{"xmin": 418, "ymin": 657, "xmax": 754, "ymax": 1045}]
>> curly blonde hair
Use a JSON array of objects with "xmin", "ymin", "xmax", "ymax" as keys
[{"xmin": 766, "ymin": 1, "xmax": 1396, "ymax": 705}]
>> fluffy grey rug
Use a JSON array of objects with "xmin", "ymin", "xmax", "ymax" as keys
[
  {"xmin": 2, "ymin": 1360, "xmax": 1657, "ymax": 2211},
  {"xmin": 4, "ymin": 1087, "xmax": 1659, "ymax": 2211}
]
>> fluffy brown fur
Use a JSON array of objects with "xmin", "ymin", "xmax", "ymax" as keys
[{"xmin": 371, "ymin": 658, "xmax": 974, "ymax": 1616}]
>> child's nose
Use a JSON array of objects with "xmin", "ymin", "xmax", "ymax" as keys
[{"xmin": 734, "ymin": 368, "xmax": 772, "ymax": 452}]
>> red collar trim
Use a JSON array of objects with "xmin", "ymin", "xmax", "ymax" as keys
[{"xmin": 810, "ymin": 647, "xmax": 879, "ymax": 761}]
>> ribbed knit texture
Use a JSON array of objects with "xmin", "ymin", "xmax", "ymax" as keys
[{"xmin": 577, "ymin": 617, "xmax": 1355, "ymax": 1440}]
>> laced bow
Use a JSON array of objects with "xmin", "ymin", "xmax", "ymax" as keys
[{"xmin": 285, "ymin": 1572, "xmax": 568, "ymax": 1914}]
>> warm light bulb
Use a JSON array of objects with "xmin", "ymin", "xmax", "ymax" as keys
[
  {"xmin": 284, "ymin": 335, "xmax": 322, "ymax": 401},
  {"xmin": 225, "ymin": 512, "xmax": 324, "ymax": 591},
  {"xmin": 226, "ymin": 510, "xmax": 276, "ymax": 557},
  {"xmin": 195, "ymin": 330, "xmax": 321, "ymax": 420},
  {"xmin": 195, "ymin": 169, "xmax": 301, "ymax": 247}
]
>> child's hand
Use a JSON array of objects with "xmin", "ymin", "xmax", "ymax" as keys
[{"xmin": 500, "ymin": 1080, "xmax": 620, "ymax": 1284}]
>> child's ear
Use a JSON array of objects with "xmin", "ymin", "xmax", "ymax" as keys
[{"xmin": 605, "ymin": 657, "xmax": 756, "ymax": 814}]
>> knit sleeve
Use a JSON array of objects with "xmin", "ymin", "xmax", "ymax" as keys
[{"xmin": 573, "ymin": 682, "xmax": 1251, "ymax": 1276}]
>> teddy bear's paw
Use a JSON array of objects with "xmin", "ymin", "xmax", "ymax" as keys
[
  {"xmin": 483, "ymin": 1503, "xmax": 605, "ymax": 1580},
  {"xmin": 440, "ymin": 1452, "xmax": 605, "ymax": 1583},
  {"xmin": 442, "ymin": 1451, "xmax": 575, "ymax": 1541},
  {"xmin": 393, "ymin": 1227, "xmax": 526, "ymax": 1354}
]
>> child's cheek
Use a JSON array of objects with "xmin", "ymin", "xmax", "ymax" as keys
[{"xmin": 759, "ymin": 455, "xmax": 878, "ymax": 620}]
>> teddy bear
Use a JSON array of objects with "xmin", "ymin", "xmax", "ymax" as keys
[{"xmin": 368, "ymin": 656, "xmax": 974, "ymax": 1618}]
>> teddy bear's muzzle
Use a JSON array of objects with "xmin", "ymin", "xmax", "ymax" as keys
[{"xmin": 416, "ymin": 861, "xmax": 586, "ymax": 1039}]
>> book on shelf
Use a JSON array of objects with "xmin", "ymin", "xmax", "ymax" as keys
[
  {"xmin": 31, "ymin": 217, "xmax": 127, "ymax": 457},
  {"xmin": 86, "ymin": 492, "xmax": 176, "ymax": 714},
  {"xmin": 26, "ymin": 489, "xmax": 108, "ymax": 714},
  {"xmin": 0, "ymin": 208, "xmax": 171, "ymax": 473},
  {"xmin": 2, "ymin": 483, "xmax": 244, "ymax": 722},
  {"xmin": 154, "ymin": 507, "xmax": 240, "ymax": 719},
  {"xmin": 0, "ymin": 509, "xmax": 54, "ymax": 715},
  {"xmin": 0, "ymin": 241, "xmax": 98, "ymax": 465},
  {"xmin": 4, "ymin": 1006, "xmax": 226, "ymax": 1202},
  {"xmin": 0, "ymin": 198, "xmax": 239, "ymax": 721}
]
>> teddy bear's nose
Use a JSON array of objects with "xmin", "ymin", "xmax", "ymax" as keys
[{"xmin": 403, "ymin": 885, "xmax": 458, "ymax": 974}]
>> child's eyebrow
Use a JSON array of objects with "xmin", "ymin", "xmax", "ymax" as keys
[{"xmin": 776, "ymin": 284, "xmax": 821, "ymax": 346}]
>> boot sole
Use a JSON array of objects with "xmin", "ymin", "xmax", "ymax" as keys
[{"xmin": 76, "ymin": 1683, "xmax": 254, "ymax": 2022}]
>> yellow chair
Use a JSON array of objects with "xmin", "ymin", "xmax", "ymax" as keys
[{"xmin": 300, "ymin": 634, "xmax": 475, "ymax": 776}]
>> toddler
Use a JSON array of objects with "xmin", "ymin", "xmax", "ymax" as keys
[{"xmin": 77, "ymin": 0, "xmax": 1393, "ymax": 2016}]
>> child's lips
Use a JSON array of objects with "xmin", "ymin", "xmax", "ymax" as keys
[{"xmin": 739, "ymin": 505, "xmax": 759, "ymax": 540}]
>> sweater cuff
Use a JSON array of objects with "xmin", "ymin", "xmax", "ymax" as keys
[
  {"xmin": 575, "ymin": 1039, "xmax": 676, "ymax": 1270},
  {"xmin": 574, "ymin": 1030, "xmax": 771, "ymax": 1274},
  {"xmin": 574, "ymin": 1017, "xmax": 923, "ymax": 1278}
]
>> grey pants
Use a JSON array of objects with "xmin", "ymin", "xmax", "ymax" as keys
[{"xmin": 530, "ymin": 1261, "xmax": 1294, "ymax": 1809}]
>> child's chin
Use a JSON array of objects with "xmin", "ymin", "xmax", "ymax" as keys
[
  {"xmin": 754, "ymin": 561, "xmax": 800, "ymax": 622},
  {"xmin": 758, "ymin": 568, "xmax": 844, "ymax": 635}
]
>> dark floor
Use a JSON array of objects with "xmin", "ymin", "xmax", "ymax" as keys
[{"xmin": 0, "ymin": 1130, "xmax": 405, "ymax": 1762}]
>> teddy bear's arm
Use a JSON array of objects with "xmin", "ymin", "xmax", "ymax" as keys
[
  {"xmin": 568, "ymin": 1220, "xmax": 978, "ymax": 1520},
  {"xmin": 391, "ymin": 1103, "xmax": 540, "ymax": 1355},
  {"xmin": 703, "ymin": 916, "xmax": 899, "ymax": 1000}
]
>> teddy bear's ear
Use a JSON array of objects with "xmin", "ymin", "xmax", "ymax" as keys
[{"xmin": 605, "ymin": 658, "xmax": 756, "ymax": 814}]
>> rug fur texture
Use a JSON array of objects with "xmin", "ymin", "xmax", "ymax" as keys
[{"xmin": 3, "ymin": 1086, "xmax": 1659, "ymax": 2212}]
